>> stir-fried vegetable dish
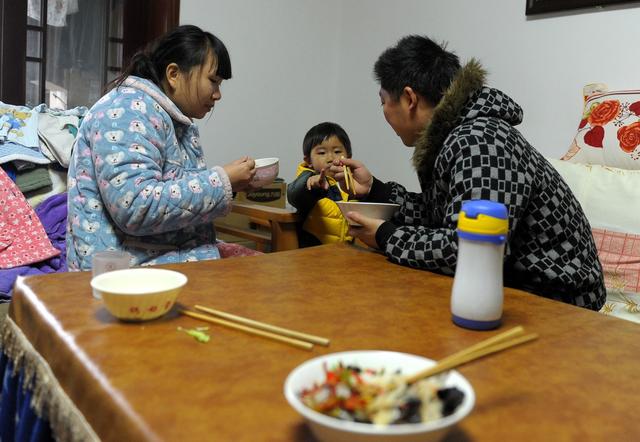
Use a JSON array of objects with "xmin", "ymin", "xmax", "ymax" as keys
[{"xmin": 299, "ymin": 362, "xmax": 464, "ymax": 425}]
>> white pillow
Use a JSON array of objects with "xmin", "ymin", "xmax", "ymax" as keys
[{"xmin": 548, "ymin": 158, "xmax": 640, "ymax": 234}]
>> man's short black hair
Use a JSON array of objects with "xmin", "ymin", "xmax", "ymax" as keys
[
  {"xmin": 374, "ymin": 35, "xmax": 461, "ymax": 107},
  {"xmin": 302, "ymin": 122, "xmax": 352, "ymax": 158}
]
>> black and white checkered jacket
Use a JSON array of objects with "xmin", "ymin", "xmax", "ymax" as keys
[{"xmin": 371, "ymin": 60, "xmax": 605, "ymax": 310}]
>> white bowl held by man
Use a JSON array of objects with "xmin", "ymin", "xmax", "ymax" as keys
[{"xmin": 336, "ymin": 201, "xmax": 400, "ymax": 226}]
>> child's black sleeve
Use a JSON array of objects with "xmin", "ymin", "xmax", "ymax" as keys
[{"xmin": 287, "ymin": 171, "xmax": 327, "ymax": 217}]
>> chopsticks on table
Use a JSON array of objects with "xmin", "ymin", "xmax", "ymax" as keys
[
  {"xmin": 180, "ymin": 305, "xmax": 330, "ymax": 351},
  {"xmin": 404, "ymin": 326, "xmax": 537, "ymax": 384}
]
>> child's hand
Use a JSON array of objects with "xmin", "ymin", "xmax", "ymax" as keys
[
  {"xmin": 223, "ymin": 156, "xmax": 256, "ymax": 191},
  {"xmin": 306, "ymin": 168, "xmax": 329, "ymax": 191}
]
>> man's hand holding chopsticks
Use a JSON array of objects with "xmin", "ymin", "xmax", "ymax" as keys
[{"xmin": 330, "ymin": 158, "xmax": 373, "ymax": 198}]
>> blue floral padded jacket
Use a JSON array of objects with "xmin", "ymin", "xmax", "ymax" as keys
[{"xmin": 66, "ymin": 76, "xmax": 233, "ymax": 270}]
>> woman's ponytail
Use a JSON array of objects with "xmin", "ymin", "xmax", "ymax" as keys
[{"xmin": 106, "ymin": 50, "xmax": 161, "ymax": 92}]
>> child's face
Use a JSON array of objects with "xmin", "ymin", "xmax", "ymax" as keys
[{"xmin": 305, "ymin": 135, "xmax": 349, "ymax": 174}]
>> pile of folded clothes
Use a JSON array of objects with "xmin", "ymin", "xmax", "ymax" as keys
[{"xmin": 0, "ymin": 101, "xmax": 87, "ymax": 300}]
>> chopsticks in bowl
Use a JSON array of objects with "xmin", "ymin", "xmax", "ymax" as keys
[
  {"xmin": 404, "ymin": 326, "xmax": 537, "ymax": 384},
  {"xmin": 180, "ymin": 305, "xmax": 330, "ymax": 351}
]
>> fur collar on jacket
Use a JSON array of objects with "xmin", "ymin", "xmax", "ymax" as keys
[{"xmin": 411, "ymin": 59, "xmax": 487, "ymax": 179}]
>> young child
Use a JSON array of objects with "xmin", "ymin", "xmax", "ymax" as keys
[{"xmin": 287, "ymin": 122, "xmax": 354, "ymax": 247}]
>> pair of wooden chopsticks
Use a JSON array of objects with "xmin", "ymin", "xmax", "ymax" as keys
[
  {"xmin": 404, "ymin": 326, "xmax": 537, "ymax": 384},
  {"xmin": 341, "ymin": 156, "xmax": 355, "ymax": 195},
  {"xmin": 181, "ymin": 305, "xmax": 330, "ymax": 351}
]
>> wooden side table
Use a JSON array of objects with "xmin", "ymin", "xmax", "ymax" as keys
[{"xmin": 215, "ymin": 202, "xmax": 299, "ymax": 252}]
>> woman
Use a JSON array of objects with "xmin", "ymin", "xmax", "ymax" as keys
[{"xmin": 67, "ymin": 25, "xmax": 256, "ymax": 270}]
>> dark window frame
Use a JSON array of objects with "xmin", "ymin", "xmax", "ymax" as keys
[
  {"xmin": 0, "ymin": 0, "xmax": 27, "ymax": 105},
  {"xmin": 0, "ymin": 0, "xmax": 179, "ymax": 107},
  {"xmin": 25, "ymin": 0, "xmax": 48, "ymax": 106},
  {"xmin": 526, "ymin": 0, "xmax": 639, "ymax": 15}
]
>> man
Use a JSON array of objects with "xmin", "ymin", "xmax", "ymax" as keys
[{"xmin": 333, "ymin": 35, "xmax": 605, "ymax": 310}]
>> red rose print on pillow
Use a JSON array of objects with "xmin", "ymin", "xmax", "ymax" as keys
[
  {"xmin": 617, "ymin": 121, "xmax": 640, "ymax": 153},
  {"xmin": 587, "ymin": 100, "xmax": 620, "ymax": 126},
  {"xmin": 630, "ymin": 101, "xmax": 640, "ymax": 116}
]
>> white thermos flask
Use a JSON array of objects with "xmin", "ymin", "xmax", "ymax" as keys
[{"xmin": 451, "ymin": 200, "xmax": 508, "ymax": 330}]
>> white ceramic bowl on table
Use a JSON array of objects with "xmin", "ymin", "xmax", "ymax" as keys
[
  {"xmin": 336, "ymin": 201, "xmax": 400, "ymax": 226},
  {"xmin": 91, "ymin": 268, "xmax": 188, "ymax": 321},
  {"xmin": 251, "ymin": 157, "xmax": 279, "ymax": 188},
  {"xmin": 284, "ymin": 350, "xmax": 475, "ymax": 442}
]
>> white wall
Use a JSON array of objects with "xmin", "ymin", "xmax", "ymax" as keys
[
  {"xmin": 179, "ymin": 0, "xmax": 342, "ymax": 187},
  {"xmin": 182, "ymin": 0, "xmax": 640, "ymax": 191}
]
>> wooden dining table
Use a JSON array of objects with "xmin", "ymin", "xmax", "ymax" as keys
[{"xmin": 4, "ymin": 244, "xmax": 639, "ymax": 441}]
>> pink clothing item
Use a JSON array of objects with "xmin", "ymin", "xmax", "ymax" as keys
[
  {"xmin": 592, "ymin": 227, "xmax": 640, "ymax": 293},
  {"xmin": 0, "ymin": 168, "xmax": 60, "ymax": 269},
  {"xmin": 216, "ymin": 241, "xmax": 262, "ymax": 258}
]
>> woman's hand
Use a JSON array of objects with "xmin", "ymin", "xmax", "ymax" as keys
[
  {"xmin": 223, "ymin": 156, "xmax": 256, "ymax": 192},
  {"xmin": 330, "ymin": 157, "xmax": 373, "ymax": 198},
  {"xmin": 306, "ymin": 168, "xmax": 329, "ymax": 191}
]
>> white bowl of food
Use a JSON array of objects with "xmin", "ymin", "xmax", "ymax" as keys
[
  {"xmin": 251, "ymin": 157, "xmax": 279, "ymax": 188},
  {"xmin": 336, "ymin": 201, "xmax": 400, "ymax": 226},
  {"xmin": 91, "ymin": 268, "xmax": 188, "ymax": 321},
  {"xmin": 284, "ymin": 350, "xmax": 475, "ymax": 442}
]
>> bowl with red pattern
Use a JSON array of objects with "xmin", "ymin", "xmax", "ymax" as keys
[{"xmin": 91, "ymin": 268, "xmax": 187, "ymax": 321}]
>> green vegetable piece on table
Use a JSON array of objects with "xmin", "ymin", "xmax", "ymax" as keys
[{"xmin": 178, "ymin": 326, "xmax": 210, "ymax": 343}]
